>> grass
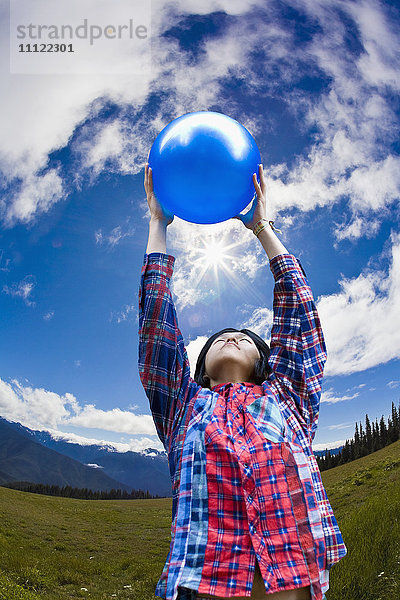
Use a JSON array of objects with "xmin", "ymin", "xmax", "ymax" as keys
[
  {"xmin": 0, "ymin": 492, "xmax": 172, "ymax": 599},
  {"xmin": 319, "ymin": 440, "xmax": 400, "ymax": 600},
  {"xmin": 0, "ymin": 440, "xmax": 399, "ymax": 599}
]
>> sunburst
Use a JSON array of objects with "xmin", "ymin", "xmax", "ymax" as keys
[
  {"xmin": 192, "ymin": 232, "xmax": 246, "ymax": 287},
  {"xmin": 185, "ymin": 229, "xmax": 267, "ymax": 308}
]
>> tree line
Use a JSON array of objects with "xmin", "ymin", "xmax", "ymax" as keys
[
  {"xmin": 316, "ymin": 400, "xmax": 400, "ymax": 472},
  {"xmin": 1, "ymin": 481, "xmax": 163, "ymax": 500}
]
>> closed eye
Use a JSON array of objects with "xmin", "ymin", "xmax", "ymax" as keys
[{"xmin": 213, "ymin": 337, "xmax": 252, "ymax": 344}]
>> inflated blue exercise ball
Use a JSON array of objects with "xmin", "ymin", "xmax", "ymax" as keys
[{"xmin": 148, "ymin": 111, "xmax": 261, "ymax": 224}]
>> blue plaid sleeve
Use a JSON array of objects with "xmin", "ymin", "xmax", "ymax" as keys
[
  {"xmin": 268, "ymin": 254, "xmax": 327, "ymax": 441},
  {"xmin": 138, "ymin": 252, "xmax": 200, "ymax": 450}
]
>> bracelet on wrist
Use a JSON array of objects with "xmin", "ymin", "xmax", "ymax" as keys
[{"xmin": 252, "ymin": 219, "xmax": 282, "ymax": 237}]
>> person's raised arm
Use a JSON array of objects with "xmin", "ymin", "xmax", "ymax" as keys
[
  {"xmin": 139, "ymin": 164, "xmax": 200, "ymax": 451},
  {"xmin": 235, "ymin": 163, "xmax": 288, "ymax": 259},
  {"xmin": 235, "ymin": 164, "xmax": 326, "ymax": 441},
  {"xmin": 144, "ymin": 163, "xmax": 173, "ymax": 253}
]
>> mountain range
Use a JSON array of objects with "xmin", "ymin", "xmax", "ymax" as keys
[{"xmin": 0, "ymin": 417, "xmax": 171, "ymax": 496}]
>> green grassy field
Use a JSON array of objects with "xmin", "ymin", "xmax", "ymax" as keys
[{"xmin": 1, "ymin": 440, "xmax": 399, "ymax": 600}]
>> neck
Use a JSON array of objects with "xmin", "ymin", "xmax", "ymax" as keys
[{"xmin": 209, "ymin": 369, "xmax": 255, "ymax": 389}]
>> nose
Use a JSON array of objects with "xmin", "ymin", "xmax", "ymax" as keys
[{"xmin": 225, "ymin": 335, "xmax": 239, "ymax": 344}]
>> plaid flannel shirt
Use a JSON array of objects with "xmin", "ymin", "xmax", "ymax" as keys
[{"xmin": 138, "ymin": 252, "xmax": 347, "ymax": 600}]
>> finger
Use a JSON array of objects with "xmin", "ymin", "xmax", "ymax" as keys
[
  {"xmin": 148, "ymin": 166, "xmax": 154, "ymax": 192},
  {"xmin": 259, "ymin": 164, "xmax": 266, "ymax": 194},
  {"xmin": 253, "ymin": 172, "xmax": 262, "ymax": 197},
  {"xmin": 144, "ymin": 163, "xmax": 149, "ymax": 190},
  {"xmin": 254, "ymin": 170, "xmax": 266, "ymax": 204}
]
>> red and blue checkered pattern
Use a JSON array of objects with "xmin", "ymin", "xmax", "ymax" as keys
[{"xmin": 138, "ymin": 253, "xmax": 347, "ymax": 600}]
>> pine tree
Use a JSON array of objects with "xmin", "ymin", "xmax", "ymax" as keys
[
  {"xmin": 354, "ymin": 422, "xmax": 360, "ymax": 459},
  {"xmin": 340, "ymin": 440, "xmax": 349, "ymax": 464},
  {"xmin": 359, "ymin": 422, "xmax": 367, "ymax": 456},
  {"xmin": 365, "ymin": 414, "xmax": 373, "ymax": 453},
  {"xmin": 390, "ymin": 402, "xmax": 400, "ymax": 442},
  {"xmin": 372, "ymin": 420, "xmax": 379, "ymax": 452},
  {"xmin": 374, "ymin": 418, "xmax": 380, "ymax": 451},
  {"xmin": 349, "ymin": 438, "xmax": 355, "ymax": 461},
  {"xmin": 379, "ymin": 415, "xmax": 388, "ymax": 447}
]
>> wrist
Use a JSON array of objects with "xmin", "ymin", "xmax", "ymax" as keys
[
  {"xmin": 147, "ymin": 218, "xmax": 168, "ymax": 254},
  {"xmin": 252, "ymin": 218, "xmax": 282, "ymax": 237}
]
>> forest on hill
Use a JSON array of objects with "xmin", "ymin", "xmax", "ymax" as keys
[{"xmin": 317, "ymin": 400, "xmax": 400, "ymax": 471}]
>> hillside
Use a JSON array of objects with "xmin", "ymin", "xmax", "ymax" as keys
[
  {"xmin": 0, "ymin": 418, "xmax": 131, "ymax": 492},
  {"xmin": 0, "ymin": 441, "xmax": 399, "ymax": 599},
  {"xmin": 320, "ymin": 437, "xmax": 400, "ymax": 515}
]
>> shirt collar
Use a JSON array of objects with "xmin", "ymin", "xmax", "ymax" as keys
[{"xmin": 211, "ymin": 381, "xmax": 259, "ymax": 393}]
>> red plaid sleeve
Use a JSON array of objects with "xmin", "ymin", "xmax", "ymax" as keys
[
  {"xmin": 268, "ymin": 254, "xmax": 327, "ymax": 441},
  {"xmin": 138, "ymin": 252, "xmax": 199, "ymax": 450}
]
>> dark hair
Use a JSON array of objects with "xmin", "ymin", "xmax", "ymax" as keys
[{"xmin": 193, "ymin": 327, "xmax": 272, "ymax": 389}]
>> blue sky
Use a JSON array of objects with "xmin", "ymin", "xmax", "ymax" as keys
[{"xmin": 1, "ymin": 0, "xmax": 399, "ymax": 453}]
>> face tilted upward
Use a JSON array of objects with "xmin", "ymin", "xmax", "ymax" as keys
[{"xmin": 204, "ymin": 331, "xmax": 260, "ymax": 385}]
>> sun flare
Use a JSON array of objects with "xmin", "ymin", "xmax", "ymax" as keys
[
  {"xmin": 192, "ymin": 232, "xmax": 246, "ymax": 288},
  {"xmin": 197, "ymin": 239, "xmax": 231, "ymax": 269}
]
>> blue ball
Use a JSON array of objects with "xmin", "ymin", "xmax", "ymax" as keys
[{"xmin": 148, "ymin": 111, "xmax": 261, "ymax": 224}]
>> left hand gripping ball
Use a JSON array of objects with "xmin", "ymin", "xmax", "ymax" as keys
[{"xmin": 148, "ymin": 111, "xmax": 261, "ymax": 224}]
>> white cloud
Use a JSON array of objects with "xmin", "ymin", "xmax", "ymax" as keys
[
  {"xmin": 237, "ymin": 306, "xmax": 274, "ymax": 339},
  {"xmin": 312, "ymin": 439, "xmax": 347, "ymax": 452},
  {"xmin": 186, "ymin": 336, "xmax": 209, "ymax": 377},
  {"xmin": 264, "ymin": 0, "xmax": 400, "ymax": 238},
  {"xmin": 4, "ymin": 169, "xmax": 64, "ymax": 226},
  {"xmin": 65, "ymin": 404, "xmax": 155, "ymax": 435},
  {"xmin": 43, "ymin": 429, "xmax": 164, "ymax": 453},
  {"xmin": 0, "ymin": 378, "xmax": 73, "ymax": 429},
  {"xmin": 73, "ymin": 117, "xmax": 155, "ymax": 178},
  {"xmin": 95, "ymin": 222, "xmax": 135, "ymax": 247},
  {"xmin": 164, "ymin": 0, "xmax": 263, "ymax": 16},
  {"xmin": 0, "ymin": 0, "xmax": 152, "ymax": 225},
  {"xmin": 84, "ymin": 121, "xmax": 127, "ymax": 174},
  {"xmin": 326, "ymin": 422, "xmax": 355, "ymax": 431},
  {"xmin": 334, "ymin": 216, "xmax": 380, "ymax": 244},
  {"xmin": 110, "ymin": 303, "xmax": 137, "ymax": 324},
  {"xmin": 387, "ymin": 380, "xmax": 400, "ymax": 389},
  {"xmin": 317, "ymin": 233, "xmax": 400, "ymax": 375},
  {"xmin": 43, "ymin": 311, "xmax": 55, "ymax": 320},
  {"xmin": 0, "ymin": 376, "xmax": 159, "ymax": 441},
  {"xmin": 321, "ymin": 388, "xmax": 360, "ymax": 404},
  {"xmin": 347, "ymin": 0, "xmax": 400, "ymax": 91},
  {"xmin": 0, "ymin": 249, "xmax": 11, "ymax": 272},
  {"xmin": 2, "ymin": 275, "xmax": 36, "ymax": 306}
]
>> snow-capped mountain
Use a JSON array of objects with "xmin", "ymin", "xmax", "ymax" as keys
[{"xmin": 0, "ymin": 417, "xmax": 171, "ymax": 496}]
